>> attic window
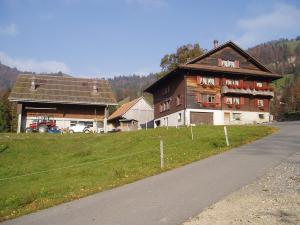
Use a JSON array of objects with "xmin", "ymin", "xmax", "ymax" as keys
[{"xmin": 218, "ymin": 58, "xmax": 240, "ymax": 68}]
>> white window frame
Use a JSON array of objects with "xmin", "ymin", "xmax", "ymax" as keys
[
  {"xmin": 257, "ymin": 99, "xmax": 264, "ymax": 107},
  {"xmin": 256, "ymin": 82, "xmax": 263, "ymax": 87},
  {"xmin": 201, "ymin": 76, "xmax": 214, "ymax": 85},
  {"xmin": 232, "ymin": 113, "xmax": 241, "ymax": 121},
  {"xmin": 202, "ymin": 94, "xmax": 215, "ymax": 103},
  {"xmin": 222, "ymin": 60, "xmax": 235, "ymax": 68},
  {"xmin": 226, "ymin": 79, "xmax": 239, "ymax": 85}
]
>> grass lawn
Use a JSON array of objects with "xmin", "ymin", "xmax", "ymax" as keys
[{"xmin": 0, "ymin": 125, "xmax": 276, "ymax": 221}]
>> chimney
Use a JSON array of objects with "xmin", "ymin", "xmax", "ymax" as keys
[
  {"xmin": 92, "ymin": 80, "xmax": 98, "ymax": 94},
  {"xmin": 213, "ymin": 40, "xmax": 219, "ymax": 48},
  {"xmin": 30, "ymin": 76, "xmax": 36, "ymax": 91}
]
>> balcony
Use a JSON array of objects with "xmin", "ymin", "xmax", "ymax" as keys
[{"xmin": 221, "ymin": 85, "xmax": 274, "ymax": 97}]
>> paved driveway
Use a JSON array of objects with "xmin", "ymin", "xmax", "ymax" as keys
[{"xmin": 2, "ymin": 122, "xmax": 300, "ymax": 225}]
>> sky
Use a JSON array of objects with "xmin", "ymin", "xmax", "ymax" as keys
[{"xmin": 0, "ymin": 0, "xmax": 300, "ymax": 78}]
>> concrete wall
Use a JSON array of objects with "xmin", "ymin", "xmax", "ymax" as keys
[
  {"xmin": 154, "ymin": 109, "xmax": 185, "ymax": 128},
  {"xmin": 154, "ymin": 109, "xmax": 270, "ymax": 128}
]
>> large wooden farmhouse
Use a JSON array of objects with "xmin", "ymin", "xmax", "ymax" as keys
[
  {"xmin": 9, "ymin": 74, "xmax": 117, "ymax": 133},
  {"xmin": 144, "ymin": 41, "xmax": 282, "ymax": 127}
]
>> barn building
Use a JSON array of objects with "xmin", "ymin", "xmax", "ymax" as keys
[
  {"xmin": 108, "ymin": 96, "xmax": 154, "ymax": 131},
  {"xmin": 9, "ymin": 74, "xmax": 117, "ymax": 133}
]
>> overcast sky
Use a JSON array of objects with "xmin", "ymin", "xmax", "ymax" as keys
[{"xmin": 0, "ymin": 0, "xmax": 299, "ymax": 77}]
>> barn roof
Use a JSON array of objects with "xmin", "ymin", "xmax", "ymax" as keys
[
  {"xmin": 9, "ymin": 74, "xmax": 117, "ymax": 106},
  {"xmin": 108, "ymin": 96, "xmax": 143, "ymax": 121}
]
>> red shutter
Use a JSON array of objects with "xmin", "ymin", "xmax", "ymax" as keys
[
  {"xmin": 196, "ymin": 76, "xmax": 202, "ymax": 84},
  {"xmin": 234, "ymin": 60, "xmax": 240, "ymax": 68},
  {"xmin": 215, "ymin": 94, "xmax": 221, "ymax": 103},
  {"xmin": 240, "ymin": 97, "xmax": 245, "ymax": 105},
  {"xmin": 197, "ymin": 94, "xmax": 202, "ymax": 102},
  {"xmin": 218, "ymin": 58, "xmax": 222, "ymax": 66},
  {"xmin": 239, "ymin": 80, "xmax": 244, "ymax": 87},
  {"xmin": 223, "ymin": 96, "xmax": 227, "ymax": 104},
  {"xmin": 214, "ymin": 77, "xmax": 219, "ymax": 86},
  {"xmin": 264, "ymin": 99, "xmax": 269, "ymax": 108}
]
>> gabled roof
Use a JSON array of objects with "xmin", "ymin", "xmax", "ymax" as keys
[
  {"xmin": 186, "ymin": 40, "xmax": 273, "ymax": 73},
  {"xmin": 108, "ymin": 96, "xmax": 145, "ymax": 120},
  {"xmin": 9, "ymin": 74, "xmax": 117, "ymax": 106},
  {"xmin": 144, "ymin": 41, "xmax": 281, "ymax": 93}
]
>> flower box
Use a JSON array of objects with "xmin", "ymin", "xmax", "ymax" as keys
[
  {"xmin": 202, "ymin": 102, "xmax": 209, "ymax": 107},
  {"xmin": 227, "ymin": 104, "xmax": 233, "ymax": 108},
  {"xmin": 236, "ymin": 104, "xmax": 241, "ymax": 109}
]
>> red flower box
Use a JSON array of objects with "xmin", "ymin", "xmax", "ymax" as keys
[
  {"xmin": 227, "ymin": 104, "xmax": 233, "ymax": 108},
  {"xmin": 243, "ymin": 85, "xmax": 248, "ymax": 90},
  {"xmin": 210, "ymin": 103, "xmax": 216, "ymax": 108},
  {"xmin": 202, "ymin": 84, "xmax": 207, "ymax": 88},
  {"xmin": 236, "ymin": 104, "xmax": 241, "ymax": 109},
  {"xmin": 202, "ymin": 102, "xmax": 209, "ymax": 107}
]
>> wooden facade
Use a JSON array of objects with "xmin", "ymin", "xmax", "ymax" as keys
[
  {"xmin": 145, "ymin": 41, "xmax": 282, "ymax": 126},
  {"xmin": 9, "ymin": 75, "xmax": 116, "ymax": 132}
]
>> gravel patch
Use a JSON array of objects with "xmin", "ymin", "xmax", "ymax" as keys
[{"xmin": 183, "ymin": 153, "xmax": 300, "ymax": 225}]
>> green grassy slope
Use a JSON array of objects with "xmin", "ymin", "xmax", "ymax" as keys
[{"xmin": 0, "ymin": 125, "xmax": 276, "ymax": 221}]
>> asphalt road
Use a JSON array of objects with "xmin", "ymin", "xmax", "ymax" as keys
[{"xmin": 2, "ymin": 122, "xmax": 300, "ymax": 225}]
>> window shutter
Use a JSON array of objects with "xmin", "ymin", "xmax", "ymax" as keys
[
  {"xmin": 223, "ymin": 96, "xmax": 227, "ymax": 104},
  {"xmin": 217, "ymin": 58, "xmax": 222, "ymax": 66},
  {"xmin": 196, "ymin": 76, "xmax": 202, "ymax": 84},
  {"xmin": 214, "ymin": 77, "xmax": 219, "ymax": 86},
  {"xmin": 234, "ymin": 60, "xmax": 240, "ymax": 68},
  {"xmin": 264, "ymin": 99, "xmax": 268, "ymax": 108},
  {"xmin": 240, "ymin": 97, "xmax": 245, "ymax": 105},
  {"xmin": 215, "ymin": 94, "xmax": 221, "ymax": 103},
  {"xmin": 197, "ymin": 94, "xmax": 202, "ymax": 102},
  {"xmin": 239, "ymin": 80, "xmax": 244, "ymax": 87}
]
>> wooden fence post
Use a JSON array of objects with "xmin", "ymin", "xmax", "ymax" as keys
[
  {"xmin": 160, "ymin": 139, "xmax": 164, "ymax": 169},
  {"xmin": 190, "ymin": 124, "xmax": 194, "ymax": 140},
  {"xmin": 224, "ymin": 126, "xmax": 229, "ymax": 146}
]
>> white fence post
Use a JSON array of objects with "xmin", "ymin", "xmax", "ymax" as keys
[
  {"xmin": 160, "ymin": 139, "xmax": 164, "ymax": 169},
  {"xmin": 224, "ymin": 126, "xmax": 229, "ymax": 146}
]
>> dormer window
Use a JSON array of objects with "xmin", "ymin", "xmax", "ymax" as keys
[{"xmin": 30, "ymin": 77, "xmax": 37, "ymax": 91}]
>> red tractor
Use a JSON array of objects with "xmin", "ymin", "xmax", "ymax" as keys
[{"xmin": 25, "ymin": 115, "xmax": 56, "ymax": 133}]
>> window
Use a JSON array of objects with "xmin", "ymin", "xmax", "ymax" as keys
[
  {"xmin": 222, "ymin": 60, "xmax": 235, "ymax": 68},
  {"xmin": 233, "ymin": 113, "xmax": 241, "ymax": 121},
  {"xmin": 70, "ymin": 121, "xmax": 77, "ymax": 126},
  {"xmin": 178, "ymin": 113, "xmax": 182, "ymax": 122},
  {"xmin": 256, "ymin": 82, "xmax": 263, "ymax": 87},
  {"xmin": 202, "ymin": 94, "xmax": 215, "ymax": 103},
  {"xmin": 161, "ymin": 85, "xmax": 170, "ymax": 95},
  {"xmin": 226, "ymin": 79, "xmax": 239, "ymax": 85},
  {"xmin": 259, "ymin": 114, "xmax": 265, "ymax": 119},
  {"xmin": 201, "ymin": 76, "xmax": 214, "ymax": 85},
  {"xmin": 176, "ymin": 95, "xmax": 182, "ymax": 106},
  {"xmin": 226, "ymin": 97, "xmax": 240, "ymax": 105},
  {"xmin": 166, "ymin": 100, "xmax": 170, "ymax": 110},
  {"xmin": 160, "ymin": 99, "xmax": 171, "ymax": 112},
  {"xmin": 257, "ymin": 99, "xmax": 264, "ymax": 107}
]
